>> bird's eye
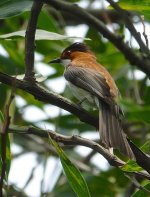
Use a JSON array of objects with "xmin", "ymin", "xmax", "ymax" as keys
[
  {"xmin": 66, "ymin": 50, "xmax": 71, "ymax": 56},
  {"xmin": 61, "ymin": 50, "xmax": 71, "ymax": 59}
]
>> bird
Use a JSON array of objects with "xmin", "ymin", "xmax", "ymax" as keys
[{"xmin": 49, "ymin": 42, "xmax": 134, "ymax": 160}]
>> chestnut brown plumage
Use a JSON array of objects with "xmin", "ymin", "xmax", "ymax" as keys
[{"xmin": 49, "ymin": 42, "xmax": 134, "ymax": 159}]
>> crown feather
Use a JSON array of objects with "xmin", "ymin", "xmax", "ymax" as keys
[{"xmin": 63, "ymin": 42, "xmax": 90, "ymax": 53}]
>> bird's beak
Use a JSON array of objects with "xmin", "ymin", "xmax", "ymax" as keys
[{"xmin": 48, "ymin": 58, "xmax": 61, "ymax": 64}]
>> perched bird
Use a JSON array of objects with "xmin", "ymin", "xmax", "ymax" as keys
[{"xmin": 49, "ymin": 42, "xmax": 134, "ymax": 159}]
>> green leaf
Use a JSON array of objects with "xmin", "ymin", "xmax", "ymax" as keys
[
  {"xmin": 121, "ymin": 160, "xmax": 143, "ymax": 172},
  {"xmin": 120, "ymin": 99, "xmax": 150, "ymax": 125},
  {"xmin": 132, "ymin": 183, "xmax": 150, "ymax": 197},
  {"xmin": 0, "ymin": 29, "xmax": 90, "ymax": 41},
  {"xmin": 118, "ymin": 0, "xmax": 150, "ymax": 16},
  {"xmin": 6, "ymin": 135, "xmax": 11, "ymax": 178},
  {"xmin": 0, "ymin": 135, "xmax": 11, "ymax": 180},
  {"xmin": 121, "ymin": 141, "xmax": 150, "ymax": 172},
  {"xmin": 140, "ymin": 140, "xmax": 150, "ymax": 154},
  {"xmin": 0, "ymin": 0, "xmax": 33, "ymax": 19},
  {"xmin": 49, "ymin": 137, "xmax": 91, "ymax": 197},
  {"xmin": 0, "ymin": 110, "xmax": 4, "ymax": 123}
]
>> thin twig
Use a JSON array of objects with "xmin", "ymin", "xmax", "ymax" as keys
[
  {"xmin": 23, "ymin": 166, "xmax": 37, "ymax": 190},
  {"xmin": 50, "ymin": 8, "xmax": 131, "ymax": 25},
  {"xmin": 0, "ymin": 88, "xmax": 15, "ymax": 197},
  {"xmin": 105, "ymin": 0, "xmax": 149, "ymax": 55},
  {"xmin": 24, "ymin": 0, "xmax": 43, "ymax": 81},
  {"xmin": 125, "ymin": 182, "xmax": 136, "ymax": 197},
  {"xmin": 82, "ymin": 150, "xmax": 96, "ymax": 164},
  {"xmin": 130, "ymin": 67, "xmax": 143, "ymax": 104},
  {"xmin": 125, "ymin": 174, "xmax": 150, "ymax": 195},
  {"xmin": 140, "ymin": 15, "xmax": 149, "ymax": 48}
]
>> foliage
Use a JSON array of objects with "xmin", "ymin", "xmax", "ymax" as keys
[
  {"xmin": 49, "ymin": 137, "xmax": 91, "ymax": 197},
  {"xmin": 0, "ymin": 0, "xmax": 150, "ymax": 197}
]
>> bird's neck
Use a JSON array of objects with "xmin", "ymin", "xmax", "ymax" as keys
[
  {"xmin": 71, "ymin": 52, "xmax": 97, "ymax": 67},
  {"xmin": 71, "ymin": 51, "xmax": 96, "ymax": 61}
]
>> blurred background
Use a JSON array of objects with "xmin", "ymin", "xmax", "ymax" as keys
[{"xmin": 0, "ymin": 0, "xmax": 150, "ymax": 196}]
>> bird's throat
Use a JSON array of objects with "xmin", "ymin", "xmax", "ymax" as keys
[{"xmin": 61, "ymin": 59, "xmax": 71, "ymax": 67}]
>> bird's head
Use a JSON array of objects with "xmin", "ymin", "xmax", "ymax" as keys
[{"xmin": 49, "ymin": 42, "xmax": 93, "ymax": 67}]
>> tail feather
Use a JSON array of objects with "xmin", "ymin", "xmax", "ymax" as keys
[{"xmin": 99, "ymin": 102, "xmax": 135, "ymax": 160}]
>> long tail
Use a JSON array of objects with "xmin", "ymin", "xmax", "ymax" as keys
[{"xmin": 99, "ymin": 102, "xmax": 135, "ymax": 160}]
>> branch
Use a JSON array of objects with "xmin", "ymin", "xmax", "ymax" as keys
[
  {"xmin": 105, "ymin": 0, "xmax": 149, "ymax": 55},
  {"xmin": 49, "ymin": 8, "xmax": 134, "ymax": 25},
  {"xmin": 125, "ymin": 174, "xmax": 150, "ymax": 196},
  {"xmin": 0, "ymin": 87, "xmax": 15, "ymax": 197},
  {"xmin": 9, "ymin": 124, "xmax": 150, "ymax": 180},
  {"xmin": 9, "ymin": 126, "xmax": 124, "ymax": 167},
  {"xmin": 140, "ymin": 15, "xmax": 149, "ymax": 48},
  {"xmin": 0, "ymin": 72, "xmax": 98, "ymax": 129},
  {"xmin": 44, "ymin": 0, "xmax": 150, "ymax": 77},
  {"xmin": 24, "ymin": 0, "xmax": 43, "ymax": 81}
]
